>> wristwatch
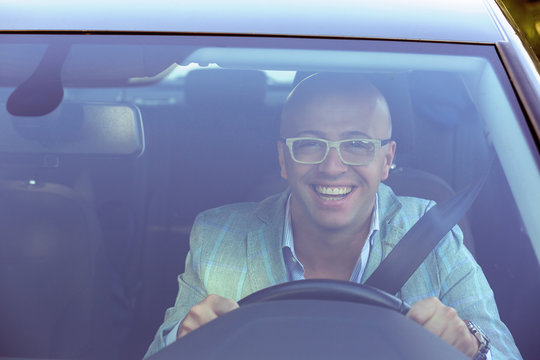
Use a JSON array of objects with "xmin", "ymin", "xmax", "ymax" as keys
[{"xmin": 465, "ymin": 320, "xmax": 491, "ymax": 360}]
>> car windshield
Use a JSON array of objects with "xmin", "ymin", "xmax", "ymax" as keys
[{"xmin": 1, "ymin": 34, "xmax": 539, "ymax": 359}]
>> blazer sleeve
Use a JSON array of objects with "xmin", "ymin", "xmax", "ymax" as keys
[
  {"xmin": 398, "ymin": 219, "xmax": 522, "ymax": 359},
  {"xmin": 433, "ymin": 228, "xmax": 522, "ymax": 359},
  {"xmin": 393, "ymin": 196, "xmax": 522, "ymax": 359},
  {"xmin": 143, "ymin": 215, "xmax": 209, "ymax": 358}
]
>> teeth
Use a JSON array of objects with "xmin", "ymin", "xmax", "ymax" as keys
[{"xmin": 315, "ymin": 185, "xmax": 352, "ymax": 195}]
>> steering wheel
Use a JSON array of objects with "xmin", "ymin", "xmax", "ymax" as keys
[
  {"xmin": 238, "ymin": 279, "xmax": 411, "ymax": 314},
  {"xmin": 151, "ymin": 278, "xmax": 469, "ymax": 360}
]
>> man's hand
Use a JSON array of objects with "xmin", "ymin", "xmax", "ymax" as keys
[
  {"xmin": 177, "ymin": 294, "xmax": 239, "ymax": 339},
  {"xmin": 406, "ymin": 297, "xmax": 479, "ymax": 358}
]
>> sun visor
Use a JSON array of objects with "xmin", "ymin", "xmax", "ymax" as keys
[
  {"xmin": 0, "ymin": 36, "xmax": 196, "ymax": 87},
  {"xmin": 62, "ymin": 44, "xmax": 181, "ymax": 86},
  {"xmin": 0, "ymin": 102, "xmax": 144, "ymax": 157}
]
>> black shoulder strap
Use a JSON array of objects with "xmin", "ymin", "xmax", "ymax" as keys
[{"xmin": 364, "ymin": 160, "xmax": 492, "ymax": 295}]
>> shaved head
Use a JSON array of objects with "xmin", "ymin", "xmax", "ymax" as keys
[{"xmin": 280, "ymin": 73, "xmax": 392, "ymax": 139}]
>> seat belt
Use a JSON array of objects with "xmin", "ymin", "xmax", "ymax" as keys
[{"xmin": 364, "ymin": 158, "xmax": 493, "ymax": 295}]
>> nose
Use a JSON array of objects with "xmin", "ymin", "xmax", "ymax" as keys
[{"xmin": 318, "ymin": 147, "xmax": 347, "ymax": 175}]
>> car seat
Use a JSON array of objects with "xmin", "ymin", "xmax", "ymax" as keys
[
  {"xmin": 0, "ymin": 173, "xmax": 100, "ymax": 358},
  {"xmin": 0, "ymin": 101, "xmax": 144, "ymax": 359}
]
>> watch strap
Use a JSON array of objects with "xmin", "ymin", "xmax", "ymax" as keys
[{"xmin": 465, "ymin": 320, "xmax": 490, "ymax": 360}]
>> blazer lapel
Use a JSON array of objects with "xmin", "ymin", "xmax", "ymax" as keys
[
  {"xmin": 361, "ymin": 183, "xmax": 404, "ymax": 284},
  {"xmin": 246, "ymin": 225, "xmax": 287, "ymax": 294},
  {"xmin": 361, "ymin": 225, "xmax": 406, "ymax": 283},
  {"xmin": 245, "ymin": 192, "xmax": 289, "ymax": 296}
]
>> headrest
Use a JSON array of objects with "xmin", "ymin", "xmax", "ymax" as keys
[
  {"xmin": 184, "ymin": 69, "xmax": 267, "ymax": 108},
  {"xmin": 410, "ymin": 71, "xmax": 476, "ymax": 128},
  {"xmin": 367, "ymin": 72, "xmax": 415, "ymax": 155},
  {"xmin": 0, "ymin": 102, "xmax": 144, "ymax": 157}
]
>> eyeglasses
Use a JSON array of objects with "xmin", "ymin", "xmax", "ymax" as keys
[{"xmin": 283, "ymin": 137, "xmax": 392, "ymax": 166}]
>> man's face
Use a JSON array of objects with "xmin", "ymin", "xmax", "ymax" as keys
[{"xmin": 278, "ymin": 89, "xmax": 396, "ymax": 234}]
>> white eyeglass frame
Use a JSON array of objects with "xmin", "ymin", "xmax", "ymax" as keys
[{"xmin": 283, "ymin": 137, "xmax": 392, "ymax": 166}]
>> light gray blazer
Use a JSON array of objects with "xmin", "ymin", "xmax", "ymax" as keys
[{"xmin": 145, "ymin": 184, "xmax": 521, "ymax": 359}]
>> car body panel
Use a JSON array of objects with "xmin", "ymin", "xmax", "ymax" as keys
[{"xmin": 2, "ymin": 0, "xmax": 504, "ymax": 43}]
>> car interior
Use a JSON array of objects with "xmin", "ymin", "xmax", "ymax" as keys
[{"xmin": 0, "ymin": 36, "xmax": 539, "ymax": 359}]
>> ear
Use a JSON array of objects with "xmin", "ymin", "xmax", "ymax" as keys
[
  {"xmin": 277, "ymin": 141, "xmax": 288, "ymax": 180},
  {"xmin": 380, "ymin": 141, "xmax": 396, "ymax": 181}
]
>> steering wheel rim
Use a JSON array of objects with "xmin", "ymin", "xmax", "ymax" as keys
[{"xmin": 238, "ymin": 279, "xmax": 411, "ymax": 314}]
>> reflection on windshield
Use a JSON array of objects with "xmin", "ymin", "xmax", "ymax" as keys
[{"xmin": 0, "ymin": 35, "xmax": 537, "ymax": 360}]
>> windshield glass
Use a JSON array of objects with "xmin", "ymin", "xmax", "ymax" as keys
[{"xmin": 0, "ymin": 34, "xmax": 538, "ymax": 359}]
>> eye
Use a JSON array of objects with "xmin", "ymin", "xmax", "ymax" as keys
[
  {"xmin": 344, "ymin": 140, "xmax": 373, "ymax": 152},
  {"xmin": 296, "ymin": 139, "xmax": 324, "ymax": 149}
]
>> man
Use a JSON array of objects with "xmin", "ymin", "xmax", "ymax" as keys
[{"xmin": 145, "ymin": 73, "xmax": 521, "ymax": 359}]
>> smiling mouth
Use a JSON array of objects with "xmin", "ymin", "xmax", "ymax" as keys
[{"xmin": 313, "ymin": 185, "xmax": 354, "ymax": 200}]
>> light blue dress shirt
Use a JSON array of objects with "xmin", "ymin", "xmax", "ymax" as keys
[{"xmin": 281, "ymin": 194, "xmax": 379, "ymax": 282}]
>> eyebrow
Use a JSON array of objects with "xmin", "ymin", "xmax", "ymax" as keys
[
  {"xmin": 295, "ymin": 130, "xmax": 326, "ymax": 138},
  {"xmin": 294, "ymin": 130, "xmax": 372, "ymax": 139},
  {"xmin": 341, "ymin": 131, "xmax": 372, "ymax": 138}
]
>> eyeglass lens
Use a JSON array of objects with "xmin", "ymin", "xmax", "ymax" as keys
[{"xmin": 292, "ymin": 139, "xmax": 375, "ymax": 164}]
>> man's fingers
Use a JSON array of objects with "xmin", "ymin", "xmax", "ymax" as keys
[
  {"xmin": 182, "ymin": 304, "xmax": 219, "ymax": 330},
  {"xmin": 406, "ymin": 297, "xmax": 438, "ymax": 325},
  {"xmin": 406, "ymin": 297, "xmax": 479, "ymax": 357},
  {"xmin": 177, "ymin": 294, "xmax": 239, "ymax": 339},
  {"xmin": 422, "ymin": 303, "xmax": 458, "ymax": 337},
  {"xmin": 205, "ymin": 294, "xmax": 239, "ymax": 315}
]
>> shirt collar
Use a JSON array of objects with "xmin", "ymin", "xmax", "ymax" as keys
[{"xmin": 282, "ymin": 193, "xmax": 380, "ymax": 275}]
